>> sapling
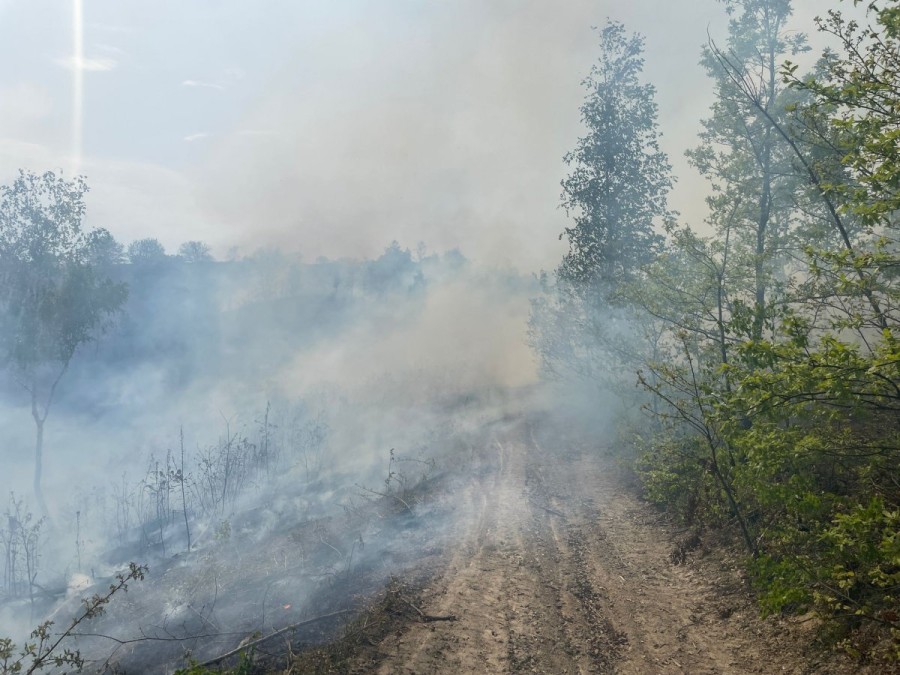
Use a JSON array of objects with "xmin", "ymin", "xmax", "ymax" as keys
[
  {"xmin": 0, "ymin": 562, "xmax": 146, "ymax": 675},
  {"xmin": 178, "ymin": 428, "xmax": 192, "ymax": 552},
  {"xmin": 0, "ymin": 494, "xmax": 44, "ymax": 611},
  {"xmin": 74, "ymin": 511, "xmax": 82, "ymax": 571}
]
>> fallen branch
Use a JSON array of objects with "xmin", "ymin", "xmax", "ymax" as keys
[
  {"xmin": 197, "ymin": 609, "xmax": 354, "ymax": 668},
  {"xmin": 70, "ymin": 630, "xmax": 245, "ymax": 646},
  {"xmin": 187, "ymin": 603, "xmax": 220, "ymax": 632},
  {"xmin": 397, "ymin": 594, "xmax": 458, "ymax": 623},
  {"xmin": 355, "ymin": 484, "xmax": 414, "ymax": 514},
  {"xmin": 531, "ymin": 501, "xmax": 567, "ymax": 519}
]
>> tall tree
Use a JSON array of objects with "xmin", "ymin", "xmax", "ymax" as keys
[
  {"xmin": 0, "ymin": 171, "xmax": 127, "ymax": 516},
  {"xmin": 530, "ymin": 21, "xmax": 673, "ymax": 391},
  {"xmin": 127, "ymin": 238, "xmax": 167, "ymax": 266},
  {"xmin": 687, "ymin": 0, "xmax": 810, "ymax": 341},
  {"xmin": 558, "ymin": 20, "xmax": 672, "ymax": 294},
  {"xmin": 178, "ymin": 240, "xmax": 213, "ymax": 263}
]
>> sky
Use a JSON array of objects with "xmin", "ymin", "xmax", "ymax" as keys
[{"xmin": 0, "ymin": 0, "xmax": 862, "ymax": 271}]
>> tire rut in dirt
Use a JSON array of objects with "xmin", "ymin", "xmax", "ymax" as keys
[{"xmin": 523, "ymin": 460, "xmax": 622, "ymax": 673}]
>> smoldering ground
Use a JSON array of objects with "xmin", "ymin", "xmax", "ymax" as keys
[{"xmin": 0, "ymin": 248, "xmax": 551, "ymax": 671}]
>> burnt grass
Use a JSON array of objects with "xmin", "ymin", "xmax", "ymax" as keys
[
  {"xmin": 56, "ymin": 445, "xmax": 465, "ymax": 674},
  {"xmin": 208, "ymin": 494, "xmax": 455, "ymax": 674}
]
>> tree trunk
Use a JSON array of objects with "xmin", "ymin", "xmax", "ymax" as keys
[
  {"xmin": 33, "ymin": 418, "xmax": 48, "ymax": 518},
  {"xmin": 28, "ymin": 364, "xmax": 69, "ymax": 519},
  {"xmin": 708, "ymin": 438, "xmax": 756, "ymax": 556},
  {"xmin": 753, "ymin": 125, "xmax": 774, "ymax": 342}
]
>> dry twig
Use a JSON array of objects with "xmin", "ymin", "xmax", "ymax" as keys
[{"xmin": 197, "ymin": 609, "xmax": 354, "ymax": 668}]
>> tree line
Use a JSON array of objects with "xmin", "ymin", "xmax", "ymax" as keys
[
  {"xmin": 0, "ymin": 170, "xmax": 460, "ymax": 526},
  {"xmin": 531, "ymin": 0, "xmax": 899, "ymax": 661}
]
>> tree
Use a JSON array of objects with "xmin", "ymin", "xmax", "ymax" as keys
[
  {"xmin": 177, "ymin": 240, "xmax": 213, "ymax": 263},
  {"xmin": 530, "ymin": 21, "xmax": 673, "ymax": 392},
  {"xmin": 558, "ymin": 21, "xmax": 672, "ymax": 294},
  {"xmin": 787, "ymin": 0, "xmax": 900, "ymax": 230},
  {"xmin": 364, "ymin": 241, "xmax": 423, "ymax": 295},
  {"xmin": 687, "ymin": 0, "xmax": 811, "ymax": 341},
  {"xmin": 704, "ymin": 0, "xmax": 889, "ymax": 331},
  {"xmin": 127, "ymin": 238, "xmax": 167, "ymax": 265},
  {"xmin": 0, "ymin": 170, "xmax": 128, "ymax": 516},
  {"xmin": 84, "ymin": 228, "xmax": 125, "ymax": 268}
]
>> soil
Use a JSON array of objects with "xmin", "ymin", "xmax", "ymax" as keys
[{"xmin": 322, "ymin": 417, "xmax": 868, "ymax": 675}]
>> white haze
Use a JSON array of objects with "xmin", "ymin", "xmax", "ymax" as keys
[
  {"xmin": 2, "ymin": 0, "xmax": 713, "ymax": 270},
  {"xmin": 0, "ymin": 1, "xmax": 863, "ymax": 267},
  {"xmin": 0, "ymin": 256, "xmax": 541, "ymax": 654}
]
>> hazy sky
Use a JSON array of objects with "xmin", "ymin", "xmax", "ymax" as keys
[{"xmin": 0, "ymin": 0, "xmax": 858, "ymax": 270}]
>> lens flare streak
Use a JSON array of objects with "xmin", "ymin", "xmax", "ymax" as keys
[{"xmin": 72, "ymin": 0, "xmax": 83, "ymax": 175}]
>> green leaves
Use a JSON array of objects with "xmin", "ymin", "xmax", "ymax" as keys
[
  {"xmin": 788, "ymin": 1, "xmax": 900, "ymax": 229},
  {"xmin": 558, "ymin": 20, "xmax": 672, "ymax": 293},
  {"xmin": 0, "ymin": 171, "xmax": 128, "ymax": 375}
]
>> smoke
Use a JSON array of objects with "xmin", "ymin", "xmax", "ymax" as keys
[
  {"xmin": 185, "ymin": 0, "xmax": 729, "ymax": 268},
  {"xmin": 0, "ymin": 0, "xmax": 741, "ymax": 269},
  {"xmin": 277, "ymin": 276, "xmax": 537, "ymax": 397},
  {"xmin": 0, "ymin": 249, "xmax": 543, "ymax": 667},
  {"xmin": 0, "ymin": 0, "xmax": 869, "ymax": 268}
]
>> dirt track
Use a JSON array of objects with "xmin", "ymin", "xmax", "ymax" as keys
[{"xmin": 350, "ymin": 419, "xmax": 858, "ymax": 675}]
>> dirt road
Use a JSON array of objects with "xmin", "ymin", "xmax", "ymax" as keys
[{"xmin": 354, "ymin": 419, "xmax": 856, "ymax": 674}]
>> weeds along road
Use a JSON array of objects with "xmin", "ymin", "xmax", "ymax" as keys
[{"xmin": 351, "ymin": 417, "xmax": 858, "ymax": 675}]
